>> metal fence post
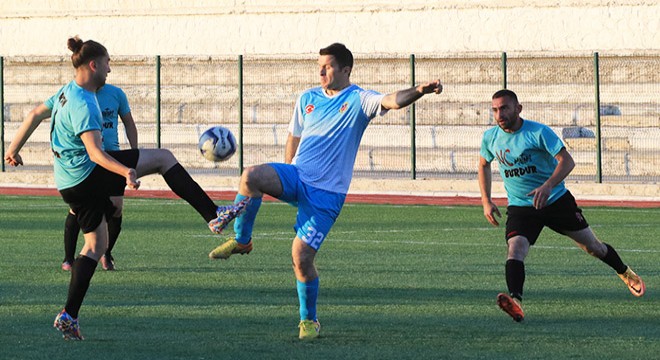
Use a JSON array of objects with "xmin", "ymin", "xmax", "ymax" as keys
[
  {"xmin": 501, "ymin": 52, "xmax": 507, "ymax": 89},
  {"xmin": 156, "ymin": 55, "xmax": 162, "ymax": 148},
  {"xmin": 593, "ymin": 52, "xmax": 602, "ymax": 183},
  {"xmin": 409, "ymin": 54, "xmax": 416, "ymax": 180},
  {"xmin": 238, "ymin": 54, "xmax": 244, "ymax": 175}
]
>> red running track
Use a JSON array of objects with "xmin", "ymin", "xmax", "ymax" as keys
[{"xmin": 1, "ymin": 186, "xmax": 658, "ymax": 208}]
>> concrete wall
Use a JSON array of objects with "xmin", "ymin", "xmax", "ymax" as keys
[{"xmin": 1, "ymin": 0, "xmax": 659, "ymax": 56}]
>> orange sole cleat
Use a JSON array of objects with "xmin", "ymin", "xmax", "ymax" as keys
[{"xmin": 497, "ymin": 293, "xmax": 524, "ymax": 322}]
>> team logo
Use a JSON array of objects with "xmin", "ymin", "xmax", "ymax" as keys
[
  {"xmin": 495, "ymin": 149, "xmax": 514, "ymax": 166},
  {"xmin": 58, "ymin": 92, "xmax": 67, "ymax": 106},
  {"xmin": 339, "ymin": 102, "xmax": 348, "ymax": 113},
  {"xmin": 305, "ymin": 104, "xmax": 315, "ymax": 114},
  {"xmin": 102, "ymin": 107, "xmax": 115, "ymax": 118}
]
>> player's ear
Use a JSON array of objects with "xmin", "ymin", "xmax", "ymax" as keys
[{"xmin": 342, "ymin": 66, "xmax": 352, "ymax": 77}]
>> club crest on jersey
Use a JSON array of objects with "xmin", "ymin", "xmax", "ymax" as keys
[
  {"xmin": 58, "ymin": 92, "xmax": 67, "ymax": 107},
  {"xmin": 102, "ymin": 107, "xmax": 115, "ymax": 118},
  {"xmin": 305, "ymin": 104, "xmax": 315, "ymax": 114},
  {"xmin": 339, "ymin": 102, "xmax": 348, "ymax": 113},
  {"xmin": 495, "ymin": 149, "xmax": 514, "ymax": 166}
]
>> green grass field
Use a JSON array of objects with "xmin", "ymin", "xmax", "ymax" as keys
[{"xmin": 0, "ymin": 195, "xmax": 658, "ymax": 360}]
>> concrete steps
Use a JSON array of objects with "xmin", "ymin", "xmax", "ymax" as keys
[{"xmin": 6, "ymin": 122, "xmax": 659, "ymax": 177}]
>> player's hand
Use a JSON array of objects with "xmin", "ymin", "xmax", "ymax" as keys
[
  {"xmin": 4, "ymin": 152, "xmax": 23, "ymax": 167},
  {"xmin": 527, "ymin": 184, "xmax": 552, "ymax": 209},
  {"xmin": 418, "ymin": 79, "xmax": 443, "ymax": 95},
  {"xmin": 126, "ymin": 168, "xmax": 140, "ymax": 190},
  {"xmin": 483, "ymin": 201, "xmax": 501, "ymax": 227}
]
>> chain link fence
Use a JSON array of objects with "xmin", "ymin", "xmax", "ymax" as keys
[{"xmin": 2, "ymin": 53, "xmax": 659, "ymax": 182}]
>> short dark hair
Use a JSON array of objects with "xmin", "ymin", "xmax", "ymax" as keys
[
  {"xmin": 67, "ymin": 36, "xmax": 108, "ymax": 69},
  {"xmin": 492, "ymin": 89, "xmax": 519, "ymax": 103},
  {"xmin": 319, "ymin": 43, "xmax": 353, "ymax": 69}
]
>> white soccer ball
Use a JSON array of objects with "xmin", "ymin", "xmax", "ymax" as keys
[{"xmin": 198, "ymin": 126, "xmax": 237, "ymax": 162}]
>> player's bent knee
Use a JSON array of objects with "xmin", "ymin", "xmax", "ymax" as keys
[
  {"xmin": 507, "ymin": 236, "xmax": 530, "ymax": 260},
  {"xmin": 242, "ymin": 164, "xmax": 280, "ymax": 193},
  {"xmin": 158, "ymin": 149, "xmax": 178, "ymax": 168},
  {"xmin": 241, "ymin": 165, "xmax": 259, "ymax": 183},
  {"xmin": 292, "ymin": 240, "xmax": 316, "ymax": 277},
  {"xmin": 242, "ymin": 165, "xmax": 269, "ymax": 183},
  {"xmin": 585, "ymin": 241, "xmax": 607, "ymax": 258}
]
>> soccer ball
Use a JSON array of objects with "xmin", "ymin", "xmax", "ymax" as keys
[{"xmin": 198, "ymin": 126, "xmax": 237, "ymax": 162}]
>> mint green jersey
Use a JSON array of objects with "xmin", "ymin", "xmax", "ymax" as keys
[
  {"xmin": 480, "ymin": 119, "xmax": 568, "ymax": 207},
  {"xmin": 49, "ymin": 81, "xmax": 103, "ymax": 190},
  {"xmin": 96, "ymin": 84, "xmax": 131, "ymax": 151},
  {"xmin": 46, "ymin": 83, "xmax": 129, "ymax": 151}
]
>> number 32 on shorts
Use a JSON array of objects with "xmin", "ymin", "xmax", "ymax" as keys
[{"xmin": 301, "ymin": 226, "xmax": 325, "ymax": 249}]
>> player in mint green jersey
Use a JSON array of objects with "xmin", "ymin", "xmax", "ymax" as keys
[
  {"xmin": 478, "ymin": 89, "xmax": 645, "ymax": 323},
  {"xmin": 5, "ymin": 36, "xmax": 230, "ymax": 340},
  {"xmin": 34, "ymin": 83, "xmax": 138, "ymax": 271},
  {"xmin": 207, "ymin": 43, "xmax": 443, "ymax": 340}
]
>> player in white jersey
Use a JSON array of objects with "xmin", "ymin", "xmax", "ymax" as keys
[
  {"xmin": 206, "ymin": 43, "xmax": 443, "ymax": 340},
  {"xmin": 478, "ymin": 89, "xmax": 645, "ymax": 323}
]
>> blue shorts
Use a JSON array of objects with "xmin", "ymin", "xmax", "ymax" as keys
[{"xmin": 269, "ymin": 163, "xmax": 346, "ymax": 251}]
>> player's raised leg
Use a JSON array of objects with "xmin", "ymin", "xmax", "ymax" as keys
[
  {"xmin": 133, "ymin": 148, "xmax": 221, "ymax": 228},
  {"xmin": 209, "ymin": 164, "xmax": 281, "ymax": 259}
]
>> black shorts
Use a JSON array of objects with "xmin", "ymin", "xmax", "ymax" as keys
[
  {"xmin": 505, "ymin": 190, "xmax": 589, "ymax": 245},
  {"xmin": 59, "ymin": 149, "xmax": 139, "ymax": 233}
]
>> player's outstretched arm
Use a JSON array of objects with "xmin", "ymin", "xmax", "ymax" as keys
[
  {"xmin": 4, "ymin": 104, "xmax": 52, "ymax": 166},
  {"xmin": 381, "ymin": 79, "xmax": 443, "ymax": 110}
]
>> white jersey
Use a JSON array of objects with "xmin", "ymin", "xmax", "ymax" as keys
[{"xmin": 289, "ymin": 84, "xmax": 386, "ymax": 194}]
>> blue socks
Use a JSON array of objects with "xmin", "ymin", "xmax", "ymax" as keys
[
  {"xmin": 233, "ymin": 193, "xmax": 319, "ymax": 321},
  {"xmin": 233, "ymin": 194, "xmax": 262, "ymax": 244},
  {"xmin": 297, "ymin": 278, "xmax": 319, "ymax": 321}
]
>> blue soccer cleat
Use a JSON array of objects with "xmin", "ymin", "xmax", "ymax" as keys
[
  {"xmin": 208, "ymin": 198, "xmax": 250, "ymax": 234},
  {"xmin": 53, "ymin": 309, "xmax": 84, "ymax": 340}
]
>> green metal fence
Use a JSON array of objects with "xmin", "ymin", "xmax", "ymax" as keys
[{"xmin": 2, "ymin": 53, "xmax": 659, "ymax": 182}]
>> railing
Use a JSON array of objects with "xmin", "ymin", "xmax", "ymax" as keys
[{"xmin": 2, "ymin": 52, "xmax": 659, "ymax": 182}]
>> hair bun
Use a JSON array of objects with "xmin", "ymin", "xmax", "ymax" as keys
[{"xmin": 67, "ymin": 36, "xmax": 84, "ymax": 53}]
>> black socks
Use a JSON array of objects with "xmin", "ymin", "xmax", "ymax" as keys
[
  {"xmin": 163, "ymin": 163, "xmax": 217, "ymax": 222},
  {"xmin": 65, "ymin": 256, "xmax": 98, "ymax": 318},
  {"xmin": 600, "ymin": 243, "xmax": 628, "ymax": 274},
  {"xmin": 63, "ymin": 212, "xmax": 79, "ymax": 264},
  {"xmin": 505, "ymin": 259, "xmax": 525, "ymax": 301},
  {"xmin": 106, "ymin": 215, "xmax": 122, "ymax": 259}
]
